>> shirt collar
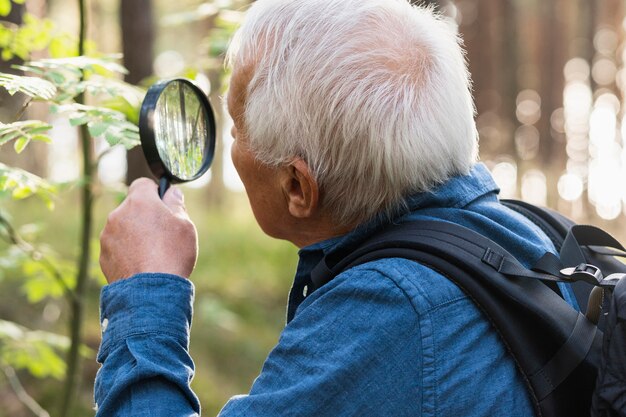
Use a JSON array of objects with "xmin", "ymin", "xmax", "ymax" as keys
[
  {"xmin": 287, "ymin": 162, "xmax": 498, "ymax": 322},
  {"xmin": 302, "ymin": 162, "xmax": 498, "ymax": 257}
]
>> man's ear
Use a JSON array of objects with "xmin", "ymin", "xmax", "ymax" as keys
[{"xmin": 281, "ymin": 158, "xmax": 319, "ymax": 218}]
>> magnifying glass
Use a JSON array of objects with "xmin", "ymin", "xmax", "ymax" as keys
[{"xmin": 139, "ymin": 78, "xmax": 216, "ymax": 198}]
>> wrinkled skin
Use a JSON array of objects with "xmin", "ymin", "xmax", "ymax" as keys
[{"xmin": 99, "ymin": 178, "xmax": 198, "ymax": 283}]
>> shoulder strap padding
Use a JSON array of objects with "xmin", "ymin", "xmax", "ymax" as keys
[{"xmin": 312, "ymin": 220, "xmax": 602, "ymax": 417}]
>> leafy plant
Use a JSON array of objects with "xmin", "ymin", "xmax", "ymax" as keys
[
  {"xmin": 55, "ymin": 103, "xmax": 139, "ymax": 148},
  {"xmin": 0, "ymin": 2, "xmax": 145, "ymax": 415},
  {"xmin": 0, "ymin": 10, "xmax": 78, "ymax": 61},
  {"xmin": 0, "ymin": 162, "xmax": 55, "ymax": 205},
  {"xmin": 0, "ymin": 319, "xmax": 69, "ymax": 380},
  {"xmin": 0, "ymin": 72, "xmax": 56, "ymax": 99},
  {"xmin": 0, "ymin": 0, "xmax": 24, "ymax": 17}
]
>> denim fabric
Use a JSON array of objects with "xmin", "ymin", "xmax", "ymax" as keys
[
  {"xmin": 95, "ymin": 274, "xmax": 199, "ymax": 416},
  {"xmin": 95, "ymin": 163, "xmax": 576, "ymax": 416}
]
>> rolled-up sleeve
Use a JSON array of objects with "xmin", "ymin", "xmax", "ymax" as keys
[{"xmin": 94, "ymin": 273, "xmax": 200, "ymax": 417}]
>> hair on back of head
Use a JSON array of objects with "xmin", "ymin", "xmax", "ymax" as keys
[{"xmin": 227, "ymin": 0, "xmax": 478, "ymax": 226}]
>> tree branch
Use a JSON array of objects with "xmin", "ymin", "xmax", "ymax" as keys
[
  {"xmin": 1, "ymin": 365, "xmax": 51, "ymax": 417},
  {"xmin": 0, "ymin": 213, "xmax": 76, "ymax": 302},
  {"xmin": 60, "ymin": 1, "xmax": 93, "ymax": 414}
]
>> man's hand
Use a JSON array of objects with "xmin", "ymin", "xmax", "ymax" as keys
[{"xmin": 99, "ymin": 178, "xmax": 198, "ymax": 284}]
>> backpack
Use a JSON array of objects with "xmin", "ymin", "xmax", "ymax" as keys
[{"xmin": 310, "ymin": 199, "xmax": 626, "ymax": 417}]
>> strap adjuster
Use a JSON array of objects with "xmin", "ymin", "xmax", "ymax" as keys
[{"xmin": 560, "ymin": 263, "xmax": 603, "ymax": 285}]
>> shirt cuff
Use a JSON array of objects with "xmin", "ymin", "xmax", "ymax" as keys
[{"xmin": 97, "ymin": 273, "xmax": 195, "ymax": 362}]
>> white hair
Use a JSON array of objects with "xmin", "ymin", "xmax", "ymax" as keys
[{"xmin": 227, "ymin": 0, "xmax": 478, "ymax": 225}]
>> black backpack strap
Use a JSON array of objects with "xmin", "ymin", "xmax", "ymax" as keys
[
  {"xmin": 311, "ymin": 220, "xmax": 603, "ymax": 417},
  {"xmin": 312, "ymin": 220, "xmax": 551, "ymax": 289},
  {"xmin": 312, "ymin": 220, "xmax": 619, "ymax": 290},
  {"xmin": 502, "ymin": 199, "xmax": 571, "ymax": 249},
  {"xmin": 502, "ymin": 200, "xmax": 623, "ymax": 314}
]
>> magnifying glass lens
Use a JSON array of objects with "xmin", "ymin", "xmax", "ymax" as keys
[
  {"xmin": 154, "ymin": 82, "xmax": 210, "ymax": 181},
  {"xmin": 139, "ymin": 78, "xmax": 216, "ymax": 198}
]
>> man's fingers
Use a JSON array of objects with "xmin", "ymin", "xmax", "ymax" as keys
[
  {"xmin": 128, "ymin": 177, "xmax": 158, "ymax": 198},
  {"xmin": 162, "ymin": 186, "xmax": 188, "ymax": 218}
]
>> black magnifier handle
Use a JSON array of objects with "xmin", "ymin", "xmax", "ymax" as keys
[{"xmin": 158, "ymin": 176, "xmax": 170, "ymax": 199}]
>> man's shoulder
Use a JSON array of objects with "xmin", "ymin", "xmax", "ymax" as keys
[
  {"xmin": 291, "ymin": 253, "xmax": 534, "ymax": 417},
  {"xmin": 336, "ymin": 257, "xmax": 470, "ymax": 316}
]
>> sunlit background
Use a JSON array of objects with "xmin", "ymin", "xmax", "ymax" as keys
[
  {"xmin": 5, "ymin": 0, "xmax": 626, "ymax": 226},
  {"xmin": 2, "ymin": 0, "xmax": 626, "ymax": 416},
  {"xmin": 36, "ymin": 0, "xmax": 626, "ymax": 230}
]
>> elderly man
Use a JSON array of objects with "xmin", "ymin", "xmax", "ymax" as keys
[{"xmin": 96, "ymin": 0, "xmax": 576, "ymax": 415}]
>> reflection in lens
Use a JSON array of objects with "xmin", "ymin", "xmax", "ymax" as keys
[{"xmin": 153, "ymin": 81, "xmax": 209, "ymax": 180}]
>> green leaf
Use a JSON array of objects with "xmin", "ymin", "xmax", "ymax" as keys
[
  {"xmin": 0, "ymin": 0, "xmax": 11, "ymax": 17},
  {"xmin": 88, "ymin": 122, "xmax": 108, "ymax": 137},
  {"xmin": 31, "ymin": 134, "xmax": 51, "ymax": 143},
  {"xmin": 46, "ymin": 70, "xmax": 66, "ymax": 86},
  {"xmin": 0, "ymin": 319, "xmax": 70, "ymax": 380},
  {"xmin": 13, "ymin": 136, "xmax": 29, "ymax": 153},
  {"xmin": 0, "ymin": 130, "xmax": 21, "ymax": 145},
  {"xmin": 0, "ymin": 72, "xmax": 57, "ymax": 99},
  {"xmin": 0, "ymin": 120, "xmax": 52, "ymax": 151},
  {"xmin": 1, "ymin": 48, "xmax": 13, "ymax": 61},
  {"xmin": 119, "ymin": 133, "xmax": 140, "ymax": 150},
  {"xmin": 102, "ymin": 96, "xmax": 141, "ymax": 124},
  {"xmin": 19, "ymin": 249, "xmax": 74, "ymax": 303},
  {"xmin": 24, "ymin": 55, "xmax": 128, "ymax": 77},
  {"xmin": 48, "ymin": 36, "xmax": 77, "ymax": 58},
  {"xmin": 69, "ymin": 114, "xmax": 89, "ymax": 126},
  {"xmin": 80, "ymin": 76, "xmax": 145, "ymax": 107},
  {"xmin": 104, "ymin": 130, "xmax": 120, "ymax": 146},
  {"xmin": 11, "ymin": 185, "xmax": 33, "ymax": 199},
  {"xmin": 0, "ymin": 163, "xmax": 56, "ymax": 206}
]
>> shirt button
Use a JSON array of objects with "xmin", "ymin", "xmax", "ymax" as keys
[
  {"xmin": 302, "ymin": 285, "xmax": 308, "ymax": 297},
  {"xmin": 101, "ymin": 318, "xmax": 109, "ymax": 333}
]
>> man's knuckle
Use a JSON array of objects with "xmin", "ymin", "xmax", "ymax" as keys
[
  {"xmin": 128, "ymin": 178, "xmax": 157, "ymax": 199},
  {"xmin": 106, "ymin": 210, "xmax": 118, "ymax": 224},
  {"xmin": 173, "ymin": 217, "xmax": 192, "ymax": 232}
]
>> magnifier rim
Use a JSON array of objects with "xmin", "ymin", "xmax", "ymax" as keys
[{"xmin": 139, "ymin": 77, "xmax": 216, "ymax": 184}]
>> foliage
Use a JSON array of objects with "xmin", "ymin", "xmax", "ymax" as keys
[
  {"xmin": 0, "ymin": 2, "xmax": 144, "ymax": 415},
  {"xmin": 0, "ymin": 11, "xmax": 78, "ymax": 61},
  {"xmin": 204, "ymin": 9, "xmax": 243, "ymax": 58},
  {"xmin": 0, "ymin": 55, "xmax": 142, "ymax": 210},
  {"xmin": 0, "ymin": 0, "xmax": 24, "ymax": 18},
  {"xmin": 0, "ymin": 54, "xmax": 144, "ymax": 182},
  {"xmin": 20, "ymin": 249, "xmax": 76, "ymax": 303},
  {"xmin": 0, "ymin": 163, "xmax": 55, "ymax": 206},
  {"xmin": 0, "ymin": 72, "xmax": 56, "ymax": 99},
  {"xmin": 0, "ymin": 0, "xmax": 258, "ymax": 415},
  {"xmin": 0, "ymin": 319, "xmax": 68, "ymax": 380},
  {"xmin": 0, "ymin": 120, "xmax": 51, "ymax": 152},
  {"xmin": 54, "ymin": 103, "xmax": 139, "ymax": 149}
]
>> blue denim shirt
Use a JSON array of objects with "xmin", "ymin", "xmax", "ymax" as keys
[{"xmin": 95, "ymin": 163, "xmax": 577, "ymax": 416}]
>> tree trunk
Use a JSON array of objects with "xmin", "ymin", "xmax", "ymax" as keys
[
  {"xmin": 537, "ymin": 0, "xmax": 567, "ymax": 206},
  {"xmin": 501, "ymin": 0, "xmax": 519, "ymax": 157},
  {"xmin": 0, "ymin": 2, "xmax": 25, "ymax": 121},
  {"xmin": 121, "ymin": 0, "xmax": 155, "ymax": 184}
]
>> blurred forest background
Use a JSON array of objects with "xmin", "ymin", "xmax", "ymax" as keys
[{"xmin": 0, "ymin": 0, "xmax": 625, "ymax": 416}]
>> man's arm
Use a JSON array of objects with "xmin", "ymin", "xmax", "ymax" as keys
[
  {"xmin": 97, "ymin": 179, "xmax": 200, "ymax": 415},
  {"xmin": 94, "ymin": 274, "xmax": 200, "ymax": 416}
]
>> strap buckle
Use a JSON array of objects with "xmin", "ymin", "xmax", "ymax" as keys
[{"xmin": 560, "ymin": 263, "xmax": 603, "ymax": 285}]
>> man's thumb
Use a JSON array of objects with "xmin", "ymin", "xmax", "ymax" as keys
[{"xmin": 162, "ymin": 186, "xmax": 188, "ymax": 217}]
